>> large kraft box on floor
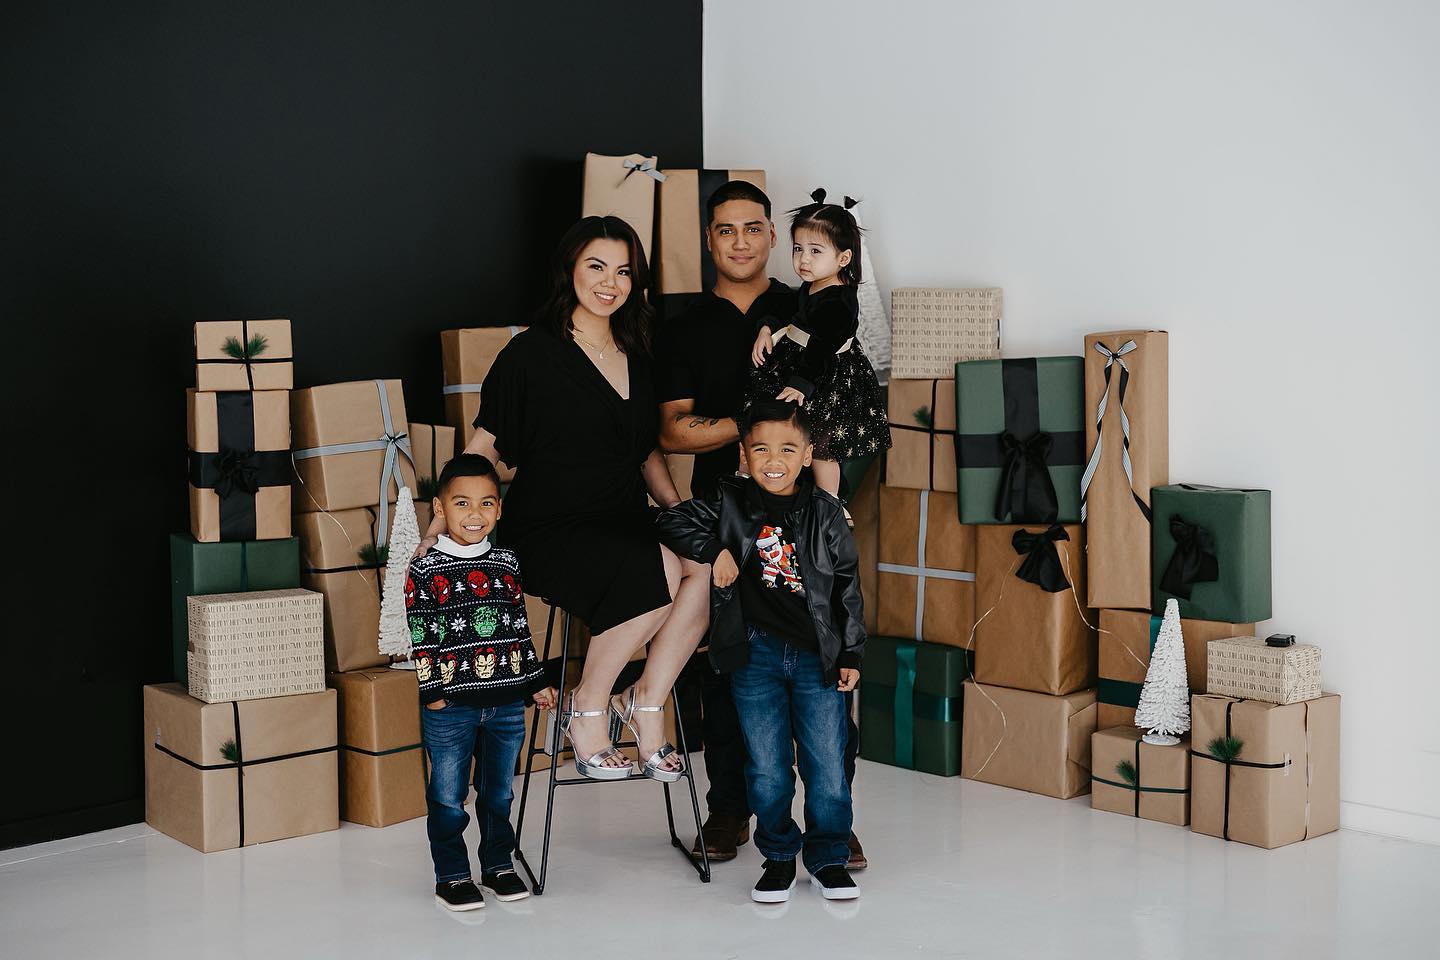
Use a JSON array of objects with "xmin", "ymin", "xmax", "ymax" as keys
[
  {"xmin": 1083, "ymin": 331, "xmax": 1168, "ymax": 609},
  {"xmin": 954, "ymin": 357, "xmax": 1085, "ymax": 524},
  {"xmin": 1152, "ymin": 484, "xmax": 1272, "ymax": 622},
  {"xmin": 1090, "ymin": 726, "xmax": 1190, "ymax": 825},
  {"xmin": 440, "ymin": 326, "xmax": 525, "ymax": 464},
  {"xmin": 187, "ymin": 389, "xmax": 292, "ymax": 542},
  {"xmin": 144, "ymin": 683, "xmax": 339, "ymax": 853},
  {"xmin": 961, "ymin": 681, "xmax": 1096, "ymax": 799},
  {"xmin": 187, "ymin": 589, "xmax": 325, "ymax": 704},
  {"xmin": 291, "ymin": 379, "xmax": 415, "ymax": 515},
  {"xmin": 1206, "ymin": 636, "xmax": 1322, "ymax": 705},
  {"xmin": 657, "ymin": 168, "xmax": 765, "ymax": 296},
  {"xmin": 1097, "ymin": 610, "xmax": 1254, "ymax": 728},
  {"xmin": 860, "ymin": 637, "xmax": 969, "ymax": 776},
  {"xmin": 581, "ymin": 152, "xmax": 661, "ymax": 257},
  {"xmin": 1190, "ymin": 692, "xmax": 1340, "ymax": 848},
  {"xmin": 170, "ymin": 535, "xmax": 300, "ymax": 685},
  {"xmin": 876, "ymin": 486, "xmax": 976, "ymax": 646},
  {"xmin": 890, "ymin": 288, "xmax": 1002, "ymax": 380},
  {"xmin": 295, "ymin": 507, "xmax": 394, "ymax": 672},
  {"xmin": 886, "ymin": 378, "xmax": 957, "ymax": 492},
  {"xmin": 194, "ymin": 318, "xmax": 294, "ymax": 392},
  {"xmin": 973, "ymin": 524, "xmax": 1095, "ymax": 696},
  {"xmin": 329, "ymin": 667, "xmax": 426, "ymax": 827}
]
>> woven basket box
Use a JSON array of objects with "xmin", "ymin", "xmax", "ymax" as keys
[
  {"xmin": 187, "ymin": 589, "xmax": 326, "ymax": 703},
  {"xmin": 890, "ymin": 288, "xmax": 1001, "ymax": 379},
  {"xmin": 1206, "ymin": 636, "xmax": 1322, "ymax": 705}
]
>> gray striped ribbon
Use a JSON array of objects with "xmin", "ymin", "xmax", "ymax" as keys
[
  {"xmin": 292, "ymin": 379, "xmax": 414, "ymax": 548},
  {"xmin": 441, "ymin": 326, "xmax": 524, "ymax": 396},
  {"xmin": 876, "ymin": 489, "xmax": 977, "ymax": 640},
  {"xmin": 621, "ymin": 157, "xmax": 667, "ymax": 182},
  {"xmin": 1079, "ymin": 339, "xmax": 1150, "ymax": 523}
]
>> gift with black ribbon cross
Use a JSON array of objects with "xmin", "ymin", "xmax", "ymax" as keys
[
  {"xmin": 294, "ymin": 504, "xmax": 403, "ymax": 672},
  {"xmin": 186, "ymin": 388, "xmax": 292, "ymax": 543},
  {"xmin": 1151, "ymin": 484, "xmax": 1272, "ymax": 622},
  {"xmin": 407, "ymin": 421, "xmax": 455, "ymax": 530},
  {"xmin": 1090, "ymin": 725, "xmax": 1191, "ymax": 825},
  {"xmin": 885, "ymin": 378, "xmax": 959, "ymax": 492},
  {"xmin": 329, "ymin": 667, "xmax": 427, "ymax": 827},
  {"xmin": 858, "ymin": 636, "xmax": 970, "ymax": 776},
  {"xmin": 656, "ymin": 167, "xmax": 766, "ymax": 302},
  {"xmin": 954, "ymin": 356, "xmax": 1085, "ymax": 524},
  {"xmin": 875, "ymin": 486, "xmax": 977, "ymax": 646},
  {"xmin": 194, "ymin": 318, "xmax": 294, "ymax": 392},
  {"xmin": 581, "ymin": 152, "xmax": 664, "ymax": 259}
]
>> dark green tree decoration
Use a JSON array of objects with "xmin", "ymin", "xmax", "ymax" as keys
[
  {"xmin": 1206, "ymin": 735, "xmax": 1244, "ymax": 763},
  {"xmin": 222, "ymin": 332, "xmax": 269, "ymax": 360}
]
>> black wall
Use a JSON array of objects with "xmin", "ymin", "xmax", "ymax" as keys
[{"xmin": 2, "ymin": 2, "xmax": 702, "ymax": 847}]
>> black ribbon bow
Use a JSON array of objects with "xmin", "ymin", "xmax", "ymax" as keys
[
  {"xmin": 214, "ymin": 448, "xmax": 260, "ymax": 499},
  {"xmin": 1160, "ymin": 515, "xmax": 1219, "ymax": 599},
  {"xmin": 995, "ymin": 430, "xmax": 1060, "ymax": 523},
  {"xmin": 1012, "ymin": 524, "xmax": 1071, "ymax": 593}
]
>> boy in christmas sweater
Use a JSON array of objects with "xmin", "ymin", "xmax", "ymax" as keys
[{"xmin": 408, "ymin": 453, "xmax": 556, "ymax": 911}]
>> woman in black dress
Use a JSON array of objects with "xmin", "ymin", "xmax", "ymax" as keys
[{"xmin": 428, "ymin": 216, "xmax": 709, "ymax": 781}]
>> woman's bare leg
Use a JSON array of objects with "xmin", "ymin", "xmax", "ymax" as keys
[
  {"xmin": 625, "ymin": 551, "xmax": 710, "ymax": 770},
  {"xmin": 812, "ymin": 457, "xmax": 841, "ymax": 497}
]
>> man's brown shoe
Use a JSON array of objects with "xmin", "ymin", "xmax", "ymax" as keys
[
  {"xmin": 690, "ymin": 814, "xmax": 750, "ymax": 862},
  {"xmin": 846, "ymin": 831, "xmax": 868, "ymax": 870}
]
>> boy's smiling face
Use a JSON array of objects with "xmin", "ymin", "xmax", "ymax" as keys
[
  {"xmin": 434, "ymin": 474, "xmax": 502, "ymax": 546},
  {"xmin": 744, "ymin": 418, "xmax": 813, "ymax": 496}
]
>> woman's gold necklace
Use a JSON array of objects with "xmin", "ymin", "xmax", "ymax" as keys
[{"xmin": 573, "ymin": 331, "xmax": 616, "ymax": 360}]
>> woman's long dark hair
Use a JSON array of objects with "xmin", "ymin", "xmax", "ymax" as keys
[
  {"xmin": 536, "ymin": 215, "xmax": 654, "ymax": 356},
  {"xmin": 788, "ymin": 188, "xmax": 864, "ymax": 285}
]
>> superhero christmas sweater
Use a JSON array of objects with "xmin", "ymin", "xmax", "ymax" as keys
[{"xmin": 406, "ymin": 535, "xmax": 548, "ymax": 707}]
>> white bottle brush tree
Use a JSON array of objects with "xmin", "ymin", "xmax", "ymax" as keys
[
  {"xmin": 1134, "ymin": 598, "xmax": 1191, "ymax": 745},
  {"xmin": 378, "ymin": 487, "xmax": 422, "ymax": 660}
]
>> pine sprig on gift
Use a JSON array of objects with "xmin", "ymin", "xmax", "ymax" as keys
[
  {"xmin": 913, "ymin": 406, "xmax": 934, "ymax": 429},
  {"xmin": 358, "ymin": 543, "xmax": 389, "ymax": 567},
  {"xmin": 1206, "ymin": 735, "xmax": 1244, "ymax": 763},
  {"xmin": 220, "ymin": 739, "xmax": 240, "ymax": 763},
  {"xmin": 222, "ymin": 333, "xmax": 269, "ymax": 360},
  {"xmin": 1116, "ymin": 759, "xmax": 1138, "ymax": 786},
  {"xmin": 416, "ymin": 476, "xmax": 440, "ymax": 500}
]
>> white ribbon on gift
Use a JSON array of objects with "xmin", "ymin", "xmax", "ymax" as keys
[
  {"xmin": 1079, "ymin": 338, "xmax": 1147, "ymax": 523},
  {"xmin": 621, "ymin": 157, "xmax": 667, "ymax": 183},
  {"xmin": 876, "ymin": 489, "xmax": 976, "ymax": 641},
  {"xmin": 441, "ymin": 325, "xmax": 524, "ymax": 397}
]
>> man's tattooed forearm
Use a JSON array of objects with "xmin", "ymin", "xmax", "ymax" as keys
[{"xmin": 674, "ymin": 413, "xmax": 722, "ymax": 429}]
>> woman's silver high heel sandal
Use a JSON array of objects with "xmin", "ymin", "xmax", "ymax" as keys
[
  {"xmin": 609, "ymin": 686, "xmax": 684, "ymax": 783},
  {"xmin": 559, "ymin": 692, "xmax": 633, "ymax": 781}
]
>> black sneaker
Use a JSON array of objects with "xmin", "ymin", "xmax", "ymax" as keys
[
  {"xmin": 480, "ymin": 868, "xmax": 530, "ymax": 902},
  {"xmin": 434, "ymin": 879, "xmax": 485, "ymax": 911},
  {"xmin": 809, "ymin": 864, "xmax": 859, "ymax": 900},
  {"xmin": 751, "ymin": 858, "xmax": 797, "ymax": 903}
]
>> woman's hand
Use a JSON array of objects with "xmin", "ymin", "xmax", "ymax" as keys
[
  {"xmin": 751, "ymin": 326, "xmax": 774, "ymax": 367},
  {"xmin": 711, "ymin": 549, "xmax": 739, "ymax": 588},
  {"xmin": 837, "ymin": 669, "xmax": 860, "ymax": 693},
  {"xmin": 775, "ymin": 386, "xmax": 807, "ymax": 405}
]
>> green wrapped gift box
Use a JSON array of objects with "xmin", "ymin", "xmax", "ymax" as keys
[
  {"xmin": 954, "ymin": 357, "xmax": 1085, "ymax": 524},
  {"xmin": 859, "ymin": 636, "xmax": 970, "ymax": 776},
  {"xmin": 169, "ymin": 534, "xmax": 301, "ymax": 683},
  {"xmin": 1150, "ymin": 484, "xmax": 1271, "ymax": 622}
]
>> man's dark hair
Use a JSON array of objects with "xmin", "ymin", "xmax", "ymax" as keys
[
  {"xmin": 740, "ymin": 399, "xmax": 812, "ymax": 443},
  {"xmin": 707, "ymin": 179, "xmax": 772, "ymax": 224},
  {"xmin": 437, "ymin": 453, "xmax": 501, "ymax": 497}
]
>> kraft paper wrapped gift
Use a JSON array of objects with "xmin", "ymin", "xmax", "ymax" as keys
[
  {"xmin": 1206, "ymin": 636, "xmax": 1322, "ymax": 705},
  {"xmin": 973, "ymin": 524, "xmax": 1096, "ymax": 696},
  {"xmin": 329, "ymin": 667, "xmax": 426, "ymax": 827},
  {"xmin": 1151, "ymin": 484, "xmax": 1272, "ymax": 622},
  {"xmin": 187, "ymin": 389, "xmax": 292, "ymax": 543},
  {"xmin": 295, "ymin": 506, "xmax": 399, "ymax": 672},
  {"xmin": 961, "ymin": 681, "xmax": 1096, "ymax": 799},
  {"xmin": 194, "ymin": 318, "xmax": 294, "ymax": 391},
  {"xmin": 657, "ymin": 168, "xmax": 766, "ymax": 296},
  {"xmin": 143, "ymin": 683, "xmax": 338, "ymax": 853},
  {"xmin": 886, "ymin": 378, "xmax": 957, "ymax": 492},
  {"xmin": 170, "ymin": 535, "xmax": 300, "ymax": 685},
  {"xmin": 860, "ymin": 637, "xmax": 970, "ymax": 776},
  {"xmin": 876, "ymin": 486, "xmax": 976, "ymax": 647},
  {"xmin": 290, "ymin": 379, "xmax": 416, "ymax": 522},
  {"xmin": 849, "ymin": 457, "xmax": 882, "ymax": 636},
  {"xmin": 954, "ymin": 357, "xmax": 1085, "ymax": 524},
  {"xmin": 581, "ymin": 152, "xmax": 662, "ymax": 257},
  {"xmin": 1090, "ymin": 726, "xmax": 1190, "ymax": 825},
  {"xmin": 1097, "ymin": 609, "xmax": 1254, "ymax": 728},
  {"xmin": 409, "ymin": 422, "xmax": 455, "ymax": 497},
  {"xmin": 1189, "ymin": 692, "xmax": 1340, "ymax": 848},
  {"xmin": 890, "ymin": 288, "xmax": 1002, "ymax": 380},
  {"xmin": 1082, "ymin": 331, "xmax": 1168, "ymax": 609},
  {"xmin": 440, "ymin": 326, "xmax": 524, "ymax": 471},
  {"xmin": 186, "ymin": 589, "xmax": 325, "ymax": 704}
]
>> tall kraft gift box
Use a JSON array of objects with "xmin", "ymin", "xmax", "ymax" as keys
[
  {"xmin": 294, "ymin": 504, "xmax": 405, "ymax": 671},
  {"xmin": 961, "ymin": 682, "xmax": 1096, "ymax": 799},
  {"xmin": 1082, "ymin": 331, "xmax": 1168, "ymax": 608},
  {"xmin": 657, "ymin": 168, "xmax": 766, "ymax": 297},
  {"xmin": 886, "ymin": 378, "xmax": 958, "ymax": 492},
  {"xmin": 290, "ymin": 379, "xmax": 416, "ymax": 524},
  {"xmin": 1151, "ymin": 484, "xmax": 1272, "ymax": 622},
  {"xmin": 329, "ymin": 667, "xmax": 426, "ymax": 827},
  {"xmin": 407, "ymin": 422, "xmax": 455, "ymax": 532},
  {"xmin": 440, "ymin": 326, "xmax": 524, "ymax": 474},
  {"xmin": 194, "ymin": 319, "xmax": 294, "ymax": 392},
  {"xmin": 187, "ymin": 389, "xmax": 292, "ymax": 542},
  {"xmin": 973, "ymin": 524, "xmax": 1095, "ymax": 696},
  {"xmin": 859, "ymin": 636, "xmax": 969, "ymax": 776},
  {"xmin": 1097, "ymin": 609, "xmax": 1254, "ymax": 728},
  {"xmin": 581, "ymin": 152, "xmax": 663, "ymax": 257},
  {"xmin": 876, "ymin": 487, "xmax": 976, "ymax": 647},
  {"xmin": 1190, "ymin": 692, "xmax": 1340, "ymax": 848}
]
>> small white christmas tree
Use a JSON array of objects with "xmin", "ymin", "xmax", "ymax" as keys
[
  {"xmin": 378, "ymin": 487, "xmax": 422, "ymax": 659},
  {"xmin": 1134, "ymin": 598, "xmax": 1191, "ymax": 745}
]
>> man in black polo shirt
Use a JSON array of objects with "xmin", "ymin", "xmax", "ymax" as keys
[{"xmin": 657, "ymin": 181, "xmax": 866, "ymax": 870}]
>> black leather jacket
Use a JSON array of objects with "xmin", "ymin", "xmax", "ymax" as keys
[{"xmin": 656, "ymin": 473, "xmax": 865, "ymax": 682}]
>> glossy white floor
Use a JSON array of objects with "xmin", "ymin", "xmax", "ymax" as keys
[{"xmin": 3, "ymin": 759, "xmax": 1436, "ymax": 960}]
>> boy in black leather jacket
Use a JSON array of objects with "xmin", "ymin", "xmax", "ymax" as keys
[{"xmin": 657, "ymin": 399, "xmax": 864, "ymax": 904}]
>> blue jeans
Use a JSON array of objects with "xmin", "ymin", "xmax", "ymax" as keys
[
  {"xmin": 731, "ymin": 625, "xmax": 853, "ymax": 873},
  {"xmin": 421, "ymin": 699, "xmax": 527, "ymax": 883}
]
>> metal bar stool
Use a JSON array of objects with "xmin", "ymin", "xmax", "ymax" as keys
[{"xmin": 512, "ymin": 600, "xmax": 711, "ymax": 894}]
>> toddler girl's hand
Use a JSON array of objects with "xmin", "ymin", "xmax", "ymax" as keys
[
  {"xmin": 752, "ymin": 326, "xmax": 774, "ymax": 367},
  {"xmin": 712, "ymin": 549, "xmax": 740, "ymax": 588},
  {"xmin": 837, "ymin": 669, "xmax": 860, "ymax": 692},
  {"xmin": 533, "ymin": 687, "xmax": 558, "ymax": 711},
  {"xmin": 775, "ymin": 386, "xmax": 806, "ymax": 405}
]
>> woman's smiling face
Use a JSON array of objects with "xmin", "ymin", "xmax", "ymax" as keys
[{"xmin": 571, "ymin": 237, "xmax": 632, "ymax": 318}]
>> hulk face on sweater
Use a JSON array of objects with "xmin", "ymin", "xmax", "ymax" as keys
[{"xmin": 434, "ymin": 473, "xmax": 502, "ymax": 546}]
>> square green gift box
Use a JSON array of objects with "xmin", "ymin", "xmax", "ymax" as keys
[
  {"xmin": 169, "ymin": 534, "xmax": 301, "ymax": 683},
  {"xmin": 954, "ymin": 357, "xmax": 1085, "ymax": 524},
  {"xmin": 1150, "ymin": 484, "xmax": 1271, "ymax": 622},
  {"xmin": 859, "ymin": 636, "xmax": 970, "ymax": 776}
]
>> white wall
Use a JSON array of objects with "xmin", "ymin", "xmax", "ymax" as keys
[{"xmin": 705, "ymin": 0, "xmax": 1440, "ymax": 842}]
